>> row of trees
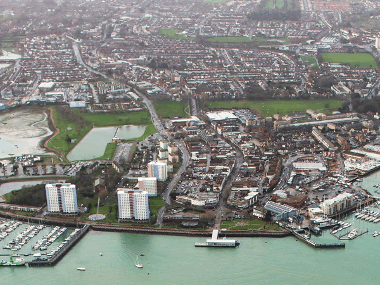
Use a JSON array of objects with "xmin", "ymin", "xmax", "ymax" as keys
[{"xmin": 7, "ymin": 184, "xmax": 46, "ymax": 207}]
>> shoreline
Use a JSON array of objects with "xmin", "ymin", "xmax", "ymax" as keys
[{"xmin": 0, "ymin": 210, "xmax": 290, "ymax": 238}]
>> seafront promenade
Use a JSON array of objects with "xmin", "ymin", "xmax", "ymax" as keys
[{"xmin": 0, "ymin": 209, "xmax": 291, "ymax": 238}]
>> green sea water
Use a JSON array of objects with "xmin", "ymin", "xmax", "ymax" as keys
[{"xmin": 1, "ymin": 172, "xmax": 380, "ymax": 285}]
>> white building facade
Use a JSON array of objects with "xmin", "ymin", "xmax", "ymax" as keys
[
  {"xmin": 117, "ymin": 189, "xmax": 150, "ymax": 220},
  {"xmin": 148, "ymin": 160, "xmax": 168, "ymax": 181},
  {"xmin": 46, "ymin": 183, "xmax": 78, "ymax": 213},
  {"xmin": 138, "ymin": 177, "xmax": 157, "ymax": 196}
]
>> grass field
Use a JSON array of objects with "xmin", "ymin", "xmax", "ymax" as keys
[
  {"xmin": 321, "ymin": 53, "xmax": 378, "ymax": 69},
  {"xmin": 220, "ymin": 219, "xmax": 281, "ymax": 230},
  {"xmin": 149, "ymin": 197, "xmax": 166, "ymax": 222},
  {"xmin": 207, "ymin": 36, "xmax": 251, "ymax": 43},
  {"xmin": 266, "ymin": 0, "xmax": 285, "ymax": 8},
  {"xmin": 159, "ymin": 29, "xmax": 195, "ymax": 40},
  {"xmin": 81, "ymin": 204, "xmax": 118, "ymax": 223},
  {"xmin": 94, "ymin": 142, "xmax": 117, "ymax": 160},
  {"xmin": 154, "ymin": 101, "xmax": 189, "ymax": 118},
  {"xmin": 301, "ymin": 55, "xmax": 317, "ymax": 66},
  {"xmin": 47, "ymin": 107, "xmax": 156, "ymax": 158},
  {"xmin": 47, "ymin": 107, "xmax": 92, "ymax": 157},
  {"xmin": 207, "ymin": 99, "xmax": 342, "ymax": 117}
]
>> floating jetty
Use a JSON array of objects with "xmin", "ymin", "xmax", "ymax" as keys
[
  {"xmin": 292, "ymin": 231, "xmax": 345, "ymax": 248},
  {"xmin": 28, "ymin": 225, "xmax": 90, "ymax": 267}
]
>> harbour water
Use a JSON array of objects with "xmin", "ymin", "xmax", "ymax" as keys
[
  {"xmin": 67, "ymin": 125, "xmax": 146, "ymax": 161},
  {"xmin": 0, "ymin": 173, "xmax": 379, "ymax": 284}
]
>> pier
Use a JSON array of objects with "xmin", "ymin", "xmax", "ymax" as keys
[
  {"xmin": 338, "ymin": 229, "xmax": 368, "ymax": 240},
  {"xmin": 292, "ymin": 231, "xmax": 345, "ymax": 248},
  {"xmin": 28, "ymin": 225, "xmax": 90, "ymax": 267}
]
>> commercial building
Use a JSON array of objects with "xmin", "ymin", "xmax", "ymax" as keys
[
  {"xmin": 264, "ymin": 201, "xmax": 297, "ymax": 221},
  {"xmin": 148, "ymin": 160, "xmax": 168, "ymax": 181},
  {"xmin": 117, "ymin": 189, "xmax": 150, "ymax": 220},
  {"xmin": 320, "ymin": 193, "xmax": 354, "ymax": 215},
  {"xmin": 137, "ymin": 177, "xmax": 157, "ymax": 196},
  {"xmin": 45, "ymin": 183, "xmax": 78, "ymax": 213}
]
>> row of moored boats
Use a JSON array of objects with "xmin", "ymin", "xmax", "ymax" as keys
[
  {"xmin": 330, "ymin": 221, "xmax": 352, "ymax": 235},
  {"xmin": 46, "ymin": 228, "xmax": 81, "ymax": 259},
  {"xmin": 32, "ymin": 226, "xmax": 66, "ymax": 251},
  {"xmin": 354, "ymin": 209, "xmax": 380, "ymax": 223},
  {"xmin": 3, "ymin": 224, "xmax": 45, "ymax": 251}
]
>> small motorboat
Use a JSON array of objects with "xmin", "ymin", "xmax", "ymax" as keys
[{"xmin": 77, "ymin": 267, "xmax": 86, "ymax": 271}]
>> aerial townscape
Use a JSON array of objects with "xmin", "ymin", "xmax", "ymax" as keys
[{"xmin": 2, "ymin": 0, "xmax": 380, "ymax": 283}]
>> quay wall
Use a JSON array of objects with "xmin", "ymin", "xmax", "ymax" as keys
[
  {"xmin": 90, "ymin": 224, "xmax": 291, "ymax": 238},
  {"xmin": 28, "ymin": 225, "xmax": 90, "ymax": 267},
  {"xmin": 0, "ymin": 211, "xmax": 291, "ymax": 238}
]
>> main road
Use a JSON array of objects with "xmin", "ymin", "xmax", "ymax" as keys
[
  {"xmin": 68, "ymin": 39, "xmax": 191, "ymax": 225},
  {"xmin": 133, "ymin": 89, "xmax": 191, "ymax": 225}
]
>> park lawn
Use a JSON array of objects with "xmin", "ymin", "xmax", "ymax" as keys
[
  {"xmin": 207, "ymin": 99, "xmax": 342, "ymax": 117},
  {"xmin": 321, "ymin": 53, "xmax": 378, "ymax": 69},
  {"xmin": 81, "ymin": 204, "xmax": 118, "ymax": 223},
  {"xmin": 221, "ymin": 219, "xmax": 267, "ymax": 230},
  {"xmin": 47, "ymin": 106, "xmax": 92, "ymax": 157},
  {"xmin": 207, "ymin": 36, "xmax": 251, "ymax": 43},
  {"xmin": 266, "ymin": 0, "xmax": 285, "ymax": 8},
  {"xmin": 47, "ymin": 108, "xmax": 156, "ymax": 158},
  {"xmin": 154, "ymin": 101, "xmax": 189, "ymax": 118},
  {"xmin": 149, "ymin": 196, "xmax": 166, "ymax": 221},
  {"xmin": 220, "ymin": 220, "xmax": 236, "ymax": 228},
  {"xmin": 14, "ymin": 211, "xmax": 34, "ymax": 217},
  {"xmin": 159, "ymin": 29, "xmax": 195, "ymax": 40},
  {"xmin": 94, "ymin": 142, "xmax": 117, "ymax": 160},
  {"xmin": 301, "ymin": 55, "xmax": 317, "ymax": 65}
]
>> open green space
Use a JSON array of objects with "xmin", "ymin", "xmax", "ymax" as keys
[
  {"xmin": 159, "ymin": 29, "xmax": 195, "ymax": 40},
  {"xmin": 266, "ymin": 0, "xmax": 285, "ymax": 8},
  {"xmin": 94, "ymin": 142, "xmax": 117, "ymax": 160},
  {"xmin": 321, "ymin": 53, "xmax": 377, "ymax": 69},
  {"xmin": 221, "ymin": 219, "xmax": 266, "ymax": 230},
  {"xmin": 154, "ymin": 101, "xmax": 189, "ymax": 118},
  {"xmin": 81, "ymin": 204, "xmax": 118, "ymax": 223},
  {"xmin": 300, "ymin": 55, "xmax": 317, "ymax": 66},
  {"xmin": 207, "ymin": 36, "xmax": 251, "ymax": 43},
  {"xmin": 47, "ymin": 107, "xmax": 156, "ymax": 159},
  {"xmin": 149, "ymin": 197, "xmax": 166, "ymax": 220},
  {"xmin": 207, "ymin": 99, "xmax": 342, "ymax": 117}
]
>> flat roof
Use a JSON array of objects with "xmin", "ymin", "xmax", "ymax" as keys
[{"xmin": 206, "ymin": 111, "xmax": 238, "ymax": 121}]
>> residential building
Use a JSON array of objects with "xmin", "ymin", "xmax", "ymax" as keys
[
  {"xmin": 45, "ymin": 183, "xmax": 78, "ymax": 213},
  {"xmin": 117, "ymin": 189, "xmax": 150, "ymax": 220},
  {"xmin": 148, "ymin": 160, "xmax": 168, "ymax": 181},
  {"xmin": 138, "ymin": 177, "xmax": 157, "ymax": 196},
  {"xmin": 320, "ymin": 193, "xmax": 354, "ymax": 215}
]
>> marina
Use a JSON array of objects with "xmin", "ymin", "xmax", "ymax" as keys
[{"xmin": 0, "ymin": 218, "xmax": 88, "ymax": 267}]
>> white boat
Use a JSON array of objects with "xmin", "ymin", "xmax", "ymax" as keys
[
  {"xmin": 135, "ymin": 256, "xmax": 143, "ymax": 268},
  {"xmin": 77, "ymin": 267, "xmax": 86, "ymax": 271},
  {"xmin": 373, "ymin": 231, "xmax": 379, "ymax": 237},
  {"xmin": 100, "ymin": 253, "xmax": 103, "ymax": 256}
]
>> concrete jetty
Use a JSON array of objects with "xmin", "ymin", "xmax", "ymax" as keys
[{"xmin": 28, "ymin": 225, "xmax": 90, "ymax": 267}]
